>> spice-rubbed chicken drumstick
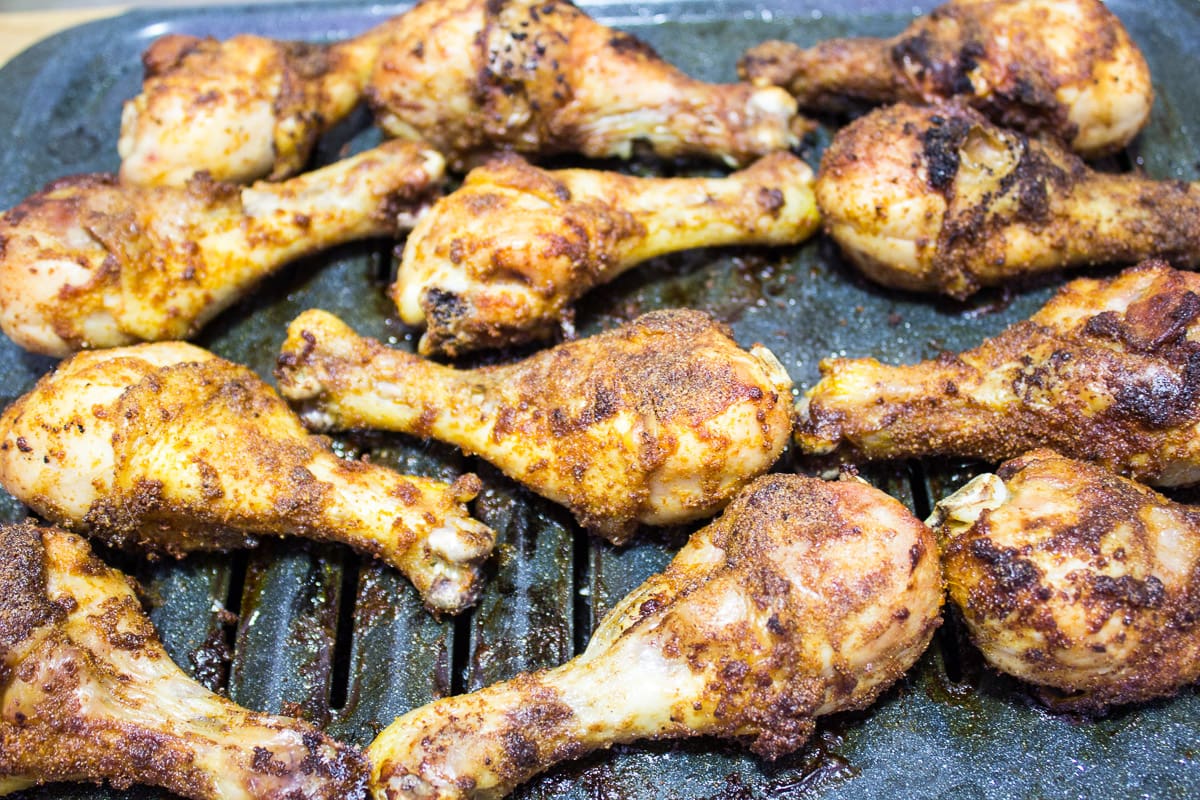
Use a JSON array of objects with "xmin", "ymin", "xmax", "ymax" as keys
[
  {"xmin": 796, "ymin": 263, "xmax": 1200, "ymax": 486},
  {"xmin": 0, "ymin": 140, "xmax": 444, "ymax": 357},
  {"xmin": 932, "ymin": 450, "xmax": 1200, "ymax": 711},
  {"xmin": 367, "ymin": 473, "xmax": 942, "ymax": 800},
  {"xmin": 0, "ymin": 521, "xmax": 368, "ymax": 799},
  {"xmin": 119, "ymin": 28, "xmax": 393, "ymax": 186},
  {"xmin": 740, "ymin": 0, "xmax": 1152, "ymax": 158},
  {"xmin": 366, "ymin": 0, "xmax": 807, "ymax": 169},
  {"xmin": 0, "ymin": 343, "xmax": 495, "ymax": 614},
  {"xmin": 277, "ymin": 309, "xmax": 794, "ymax": 544},
  {"xmin": 815, "ymin": 103, "xmax": 1200, "ymax": 299},
  {"xmin": 392, "ymin": 151, "xmax": 819, "ymax": 356}
]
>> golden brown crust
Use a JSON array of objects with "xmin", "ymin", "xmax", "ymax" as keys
[
  {"xmin": 0, "ymin": 522, "xmax": 56, "ymax": 669},
  {"xmin": 938, "ymin": 450, "xmax": 1200, "ymax": 711},
  {"xmin": 796, "ymin": 262, "xmax": 1200, "ymax": 486}
]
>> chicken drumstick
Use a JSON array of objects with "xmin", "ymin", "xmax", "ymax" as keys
[
  {"xmin": 740, "ymin": 0, "xmax": 1152, "ymax": 158},
  {"xmin": 0, "ymin": 521, "xmax": 368, "ymax": 799},
  {"xmin": 795, "ymin": 263, "xmax": 1200, "ymax": 487},
  {"xmin": 119, "ymin": 28, "xmax": 393, "ymax": 186},
  {"xmin": 0, "ymin": 140, "xmax": 444, "ymax": 357},
  {"xmin": 366, "ymin": 0, "xmax": 806, "ymax": 169},
  {"xmin": 367, "ymin": 473, "xmax": 942, "ymax": 799},
  {"xmin": 815, "ymin": 103, "xmax": 1200, "ymax": 298},
  {"xmin": 277, "ymin": 309, "xmax": 794, "ymax": 544},
  {"xmin": 933, "ymin": 450, "xmax": 1200, "ymax": 711},
  {"xmin": 0, "ymin": 343, "xmax": 495, "ymax": 614},
  {"xmin": 392, "ymin": 151, "xmax": 819, "ymax": 356}
]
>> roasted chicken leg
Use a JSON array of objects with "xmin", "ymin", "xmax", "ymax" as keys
[
  {"xmin": 0, "ymin": 521, "xmax": 367, "ymax": 798},
  {"xmin": 815, "ymin": 102, "xmax": 1200, "ymax": 298},
  {"xmin": 0, "ymin": 343, "xmax": 495, "ymax": 614},
  {"xmin": 367, "ymin": 473, "xmax": 942, "ymax": 800},
  {"xmin": 796, "ymin": 263, "xmax": 1200, "ymax": 487},
  {"xmin": 0, "ymin": 140, "xmax": 444, "ymax": 357},
  {"xmin": 932, "ymin": 450, "xmax": 1200, "ymax": 711},
  {"xmin": 119, "ymin": 28, "xmax": 394, "ymax": 186},
  {"xmin": 277, "ymin": 309, "xmax": 794, "ymax": 544},
  {"xmin": 740, "ymin": 0, "xmax": 1152, "ymax": 158},
  {"xmin": 365, "ymin": 0, "xmax": 806, "ymax": 169},
  {"xmin": 392, "ymin": 151, "xmax": 819, "ymax": 356}
]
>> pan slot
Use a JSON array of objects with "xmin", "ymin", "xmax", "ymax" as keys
[
  {"xmin": 571, "ymin": 526, "xmax": 593, "ymax": 656},
  {"xmin": 211, "ymin": 549, "xmax": 249, "ymax": 695},
  {"xmin": 328, "ymin": 555, "xmax": 362, "ymax": 710},
  {"xmin": 451, "ymin": 608, "xmax": 474, "ymax": 696},
  {"xmin": 906, "ymin": 459, "xmax": 933, "ymax": 521}
]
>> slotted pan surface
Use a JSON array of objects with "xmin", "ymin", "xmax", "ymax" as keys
[{"xmin": 1, "ymin": 1, "xmax": 1198, "ymax": 798}]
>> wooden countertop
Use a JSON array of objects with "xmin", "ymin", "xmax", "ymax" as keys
[{"xmin": 0, "ymin": 7, "xmax": 126, "ymax": 68}]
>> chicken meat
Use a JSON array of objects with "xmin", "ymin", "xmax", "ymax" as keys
[
  {"xmin": 276, "ymin": 308, "xmax": 794, "ymax": 544},
  {"xmin": 0, "ymin": 140, "xmax": 444, "ymax": 357},
  {"xmin": 0, "ymin": 520, "xmax": 368, "ymax": 798},
  {"xmin": 932, "ymin": 450, "xmax": 1200, "ymax": 711},
  {"xmin": 392, "ymin": 151, "xmax": 819, "ymax": 356},
  {"xmin": 367, "ymin": 473, "xmax": 942, "ymax": 800},
  {"xmin": 815, "ymin": 102, "xmax": 1200, "ymax": 298},
  {"xmin": 365, "ymin": 0, "xmax": 806, "ymax": 169},
  {"xmin": 740, "ymin": 0, "xmax": 1152, "ymax": 158},
  {"xmin": 0, "ymin": 342, "xmax": 495, "ymax": 614},
  {"xmin": 118, "ymin": 29, "xmax": 393, "ymax": 186},
  {"xmin": 795, "ymin": 262, "xmax": 1200, "ymax": 487}
]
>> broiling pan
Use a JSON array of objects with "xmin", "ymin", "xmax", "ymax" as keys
[{"xmin": 1, "ymin": 1, "xmax": 1197, "ymax": 797}]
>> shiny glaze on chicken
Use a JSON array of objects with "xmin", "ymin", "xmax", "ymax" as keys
[
  {"xmin": 796, "ymin": 263, "xmax": 1200, "ymax": 487},
  {"xmin": 0, "ymin": 141, "xmax": 444, "ymax": 356},
  {"xmin": 816, "ymin": 103, "xmax": 1200, "ymax": 298},
  {"xmin": 0, "ymin": 343, "xmax": 495, "ymax": 614},
  {"xmin": 740, "ymin": 0, "xmax": 1152, "ymax": 158},
  {"xmin": 277, "ymin": 308, "xmax": 794, "ymax": 544},
  {"xmin": 367, "ymin": 473, "xmax": 942, "ymax": 799},
  {"xmin": 392, "ymin": 151, "xmax": 819, "ymax": 356},
  {"xmin": 366, "ymin": 0, "xmax": 806, "ymax": 169},
  {"xmin": 933, "ymin": 450, "xmax": 1200, "ymax": 711},
  {"xmin": 0, "ymin": 521, "xmax": 367, "ymax": 798}
]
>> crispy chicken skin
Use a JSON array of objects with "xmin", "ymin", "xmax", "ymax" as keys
[
  {"xmin": 366, "ymin": 0, "xmax": 807, "ymax": 169},
  {"xmin": 0, "ymin": 521, "xmax": 367, "ymax": 798},
  {"xmin": 367, "ymin": 474, "xmax": 942, "ymax": 800},
  {"xmin": 119, "ymin": 29, "xmax": 393, "ymax": 186},
  {"xmin": 932, "ymin": 450, "xmax": 1200, "ymax": 711},
  {"xmin": 796, "ymin": 263, "xmax": 1200, "ymax": 486},
  {"xmin": 815, "ymin": 103, "xmax": 1200, "ymax": 298},
  {"xmin": 392, "ymin": 151, "xmax": 820, "ymax": 356},
  {"xmin": 0, "ymin": 140, "xmax": 445, "ymax": 357},
  {"xmin": 277, "ymin": 309, "xmax": 794, "ymax": 544},
  {"xmin": 740, "ymin": 0, "xmax": 1152, "ymax": 158},
  {"xmin": 0, "ymin": 343, "xmax": 495, "ymax": 614}
]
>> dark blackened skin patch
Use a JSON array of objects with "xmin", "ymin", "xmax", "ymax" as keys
[
  {"xmin": 968, "ymin": 537, "xmax": 1039, "ymax": 594},
  {"xmin": 607, "ymin": 30, "xmax": 660, "ymax": 61},
  {"xmin": 921, "ymin": 114, "xmax": 971, "ymax": 191},
  {"xmin": 422, "ymin": 287, "xmax": 469, "ymax": 332},
  {"xmin": 1091, "ymin": 574, "xmax": 1165, "ymax": 609}
]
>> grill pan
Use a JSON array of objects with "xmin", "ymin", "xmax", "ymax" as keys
[{"xmin": 1, "ymin": 1, "xmax": 1198, "ymax": 797}]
